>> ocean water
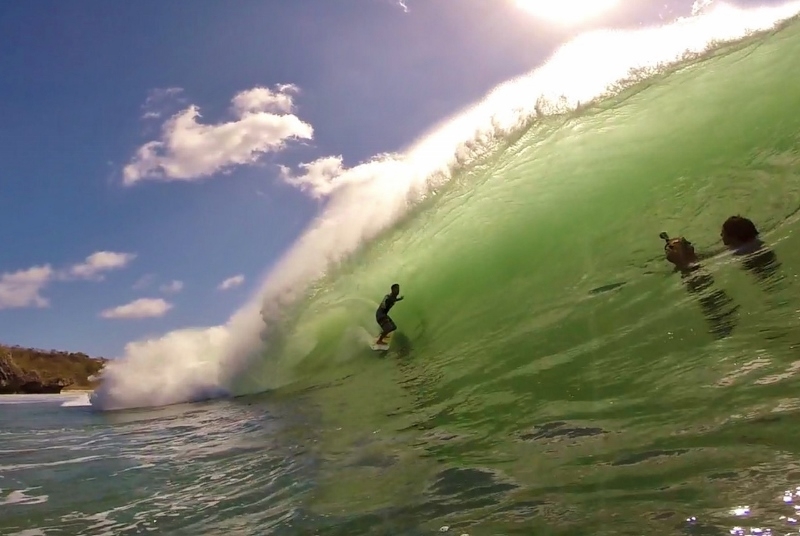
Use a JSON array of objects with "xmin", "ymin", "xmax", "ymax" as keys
[{"xmin": 5, "ymin": 6, "xmax": 800, "ymax": 536}]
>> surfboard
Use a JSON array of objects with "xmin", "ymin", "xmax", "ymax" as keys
[{"xmin": 370, "ymin": 333, "xmax": 392, "ymax": 352}]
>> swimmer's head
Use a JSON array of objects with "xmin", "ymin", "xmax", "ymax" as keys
[
  {"xmin": 664, "ymin": 236, "xmax": 697, "ymax": 269},
  {"xmin": 721, "ymin": 215, "xmax": 759, "ymax": 248}
]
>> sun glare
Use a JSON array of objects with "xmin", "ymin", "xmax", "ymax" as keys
[{"xmin": 514, "ymin": 0, "xmax": 620, "ymax": 25}]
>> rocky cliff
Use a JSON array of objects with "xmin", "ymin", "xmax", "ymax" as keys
[{"xmin": 0, "ymin": 345, "xmax": 106, "ymax": 394}]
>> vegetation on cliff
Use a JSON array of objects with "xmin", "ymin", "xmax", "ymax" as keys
[{"xmin": 0, "ymin": 344, "xmax": 106, "ymax": 394}]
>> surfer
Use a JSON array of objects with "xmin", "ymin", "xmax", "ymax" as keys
[
  {"xmin": 375, "ymin": 284, "xmax": 403, "ymax": 345},
  {"xmin": 662, "ymin": 233, "xmax": 738, "ymax": 339}
]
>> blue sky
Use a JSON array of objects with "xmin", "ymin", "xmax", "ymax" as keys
[{"xmin": 0, "ymin": 0, "xmax": 764, "ymax": 358}]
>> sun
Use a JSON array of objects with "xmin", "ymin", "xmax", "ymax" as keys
[{"xmin": 513, "ymin": 0, "xmax": 620, "ymax": 25}]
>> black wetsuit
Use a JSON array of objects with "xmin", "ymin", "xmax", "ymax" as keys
[{"xmin": 376, "ymin": 294, "xmax": 399, "ymax": 334}]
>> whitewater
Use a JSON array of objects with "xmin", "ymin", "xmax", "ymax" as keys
[{"xmin": 90, "ymin": 1, "xmax": 800, "ymax": 411}]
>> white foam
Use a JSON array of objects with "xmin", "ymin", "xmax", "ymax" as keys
[
  {"xmin": 0, "ymin": 489, "xmax": 49, "ymax": 506},
  {"xmin": 0, "ymin": 456, "xmax": 100, "ymax": 473},
  {"xmin": 0, "ymin": 393, "xmax": 85, "ymax": 405},
  {"xmin": 91, "ymin": 2, "xmax": 800, "ymax": 411},
  {"xmin": 60, "ymin": 392, "xmax": 92, "ymax": 407}
]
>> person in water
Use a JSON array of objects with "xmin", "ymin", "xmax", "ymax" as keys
[
  {"xmin": 375, "ymin": 283, "xmax": 403, "ymax": 345},
  {"xmin": 721, "ymin": 215, "xmax": 762, "ymax": 253},
  {"xmin": 662, "ymin": 234, "xmax": 738, "ymax": 340},
  {"xmin": 720, "ymin": 215, "xmax": 781, "ymax": 285}
]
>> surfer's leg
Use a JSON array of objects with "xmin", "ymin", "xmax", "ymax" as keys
[
  {"xmin": 376, "ymin": 313, "xmax": 387, "ymax": 343},
  {"xmin": 376, "ymin": 314, "xmax": 395, "ymax": 343}
]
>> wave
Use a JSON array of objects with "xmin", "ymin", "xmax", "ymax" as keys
[{"xmin": 90, "ymin": 2, "xmax": 800, "ymax": 411}]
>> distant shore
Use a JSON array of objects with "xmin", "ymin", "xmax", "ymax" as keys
[{"xmin": 1, "ymin": 344, "xmax": 105, "ymax": 395}]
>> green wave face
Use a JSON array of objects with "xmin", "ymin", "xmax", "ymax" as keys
[{"xmin": 255, "ymin": 18, "xmax": 800, "ymax": 535}]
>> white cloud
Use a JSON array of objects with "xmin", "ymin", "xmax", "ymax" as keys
[
  {"xmin": 280, "ymin": 155, "xmax": 405, "ymax": 199},
  {"xmin": 0, "ymin": 251, "xmax": 135, "ymax": 310},
  {"xmin": 0, "ymin": 265, "xmax": 54, "ymax": 310},
  {"xmin": 68, "ymin": 251, "xmax": 136, "ymax": 280},
  {"xmin": 100, "ymin": 298, "xmax": 173, "ymax": 319},
  {"xmin": 160, "ymin": 280, "xmax": 184, "ymax": 294},
  {"xmin": 123, "ymin": 85, "xmax": 314, "ymax": 185},
  {"xmin": 218, "ymin": 275, "xmax": 245, "ymax": 291},
  {"xmin": 231, "ymin": 85, "xmax": 297, "ymax": 115}
]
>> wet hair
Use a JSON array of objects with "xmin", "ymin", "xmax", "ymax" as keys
[
  {"xmin": 666, "ymin": 237, "xmax": 693, "ymax": 251},
  {"xmin": 722, "ymin": 216, "xmax": 759, "ymax": 243},
  {"xmin": 391, "ymin": 283, "xmax": 400, "ymax": 291}
]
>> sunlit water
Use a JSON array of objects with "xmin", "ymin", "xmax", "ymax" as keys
[{"xmin": 5, "ymin": 9, "xmax": 800, "ymax": 536}]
